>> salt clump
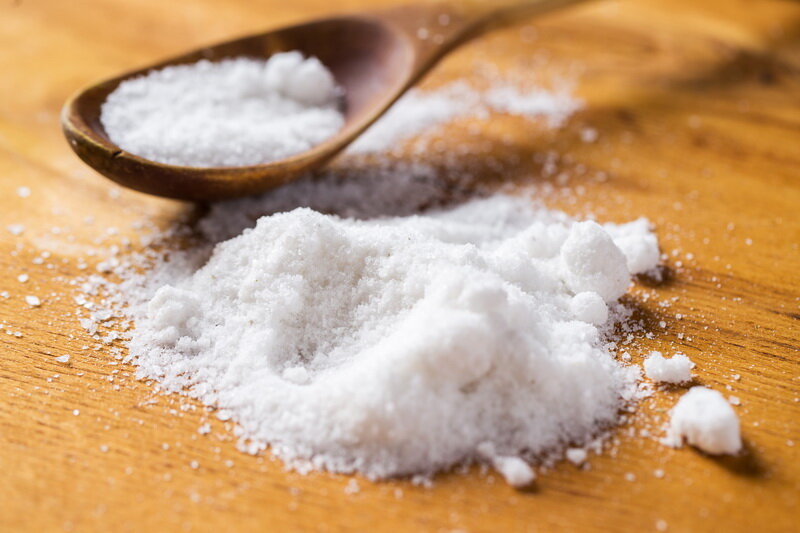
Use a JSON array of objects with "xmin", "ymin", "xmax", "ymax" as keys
[
  {"xmin": 569, "ymin": 292, "xmax": 608, "ymax": 325},
  {"xmin": 664, "ymin": 387, "xmax": 742, "ymax": 455},
  {"xmin": 560, "ymin": 221, "xmax": 630, "ymax": 302},
  {"xmin": 124, "ymin": 195, "xmax": 661, "ymax": 483},
  {"xmin": 644, "ymin": 351, "xmax": 694, "ymax": 384},
  {"xmin": 101, "ymin": 54, "xmax": 343, "ymax": 167}
]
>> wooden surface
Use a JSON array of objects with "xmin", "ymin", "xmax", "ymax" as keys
[{"xmin": 1, "ymin": 0, "xmax": 799, "ymax": 531}]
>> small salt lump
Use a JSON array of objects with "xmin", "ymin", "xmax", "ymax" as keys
[
  {"xmin": 570, "ymin": 292, "xmax": 608, "ymax": 325},
  {"xmin": 560, "ymin": 221, "xmax": 630, "ymax": 302},
  {"xmin": 101, "ymin": 54, "xmax": 344, "ymax": 167},
  {"xmin": 478, "ymin": 442, "xmax": 535, "ymax": 488},
  {"xmin": 565, "ymin": 447, "xmax": 588, "ymax": 466},
  {"xmin": 644, "ymin": 351, "xmax": 694, "ymax": 384},
  {"xmin": 664, "ymin": 387, "xmax": 742, "ymax": 455}
]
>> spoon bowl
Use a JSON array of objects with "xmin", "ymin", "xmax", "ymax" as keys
[{"xmin": 62, "ymin": 0, "xmax": 589, "ymax": 201}]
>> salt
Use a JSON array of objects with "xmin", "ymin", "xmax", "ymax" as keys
[
  {"xmin": 643, "ymin": 352, "xmax": 694, "ymax": 384},
  {"xmin": 566, "ymin": 447, "xmax": 588, "ymax": 466},
  {"xmin": 664, "ymin": 387, "xmax": 742, "ymax": 455},
  {"xmin": 101, "ymin": 55, "xmax": 344, "ymax": 167},
  {"xmin": 122, "ymin": 194, "xmax": 660, "ymax": 483},
  {"xmin": 7, "ymin": 224, "xmax": 24, "ymax": 236}
]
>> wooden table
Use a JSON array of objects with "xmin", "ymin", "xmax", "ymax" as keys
[{"xmin": 1, "ymin": 0, "xmax": 798, "ymax": 531}]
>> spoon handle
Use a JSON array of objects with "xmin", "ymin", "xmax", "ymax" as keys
[
  {"xmin": 452, "ymin": 0, "xmax": 593, "ymax": 25},
  {"xmin": 380, "ymin": 0, "xmax": 593, "ymax": 67}
]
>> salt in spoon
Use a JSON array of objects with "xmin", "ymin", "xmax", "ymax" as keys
[{"xmin": 62, "ymin": 0, "xmax": 591, "ymax": 201}]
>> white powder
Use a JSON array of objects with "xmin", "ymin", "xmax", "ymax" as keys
[
  {"xmin": 484, "ymin": 85, "xmax": 580, "ymax": 127},
  {"xmin": 349, "ymin": 81, "xmax": 580, "ymax": 155},
  {"xmin": 643, "ymin": 351, "xmax": 694, "ymax": 384},
  {"xmin": 101, "ymin": 54, "xmax": 344, "ymax": 167},
  {"xmin": 348, "ymin": 83, "xmax": 484, "ymax": 154},
  {"xmin": 664, "ymin": 387, "xmax": 742, "ymax": 455},
  {"xmin": 122, "ymin": 194, "xmax": 660, "ymax": 482}
]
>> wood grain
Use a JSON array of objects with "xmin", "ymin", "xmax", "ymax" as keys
[{"xmin": 1, "ymin": 0, "xmax": 798, "ymax": 531}]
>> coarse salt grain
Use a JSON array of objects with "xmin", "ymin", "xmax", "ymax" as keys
[
  {"xmin": 7, "ymin": 224, "xmax": 25, "ymax": 236},
  {"xmin": 25, "ymin": 295, "xmax": 41, "ymax": 307},
  {"xmin": 643, "ymin": 352, "xmax": 694, "ymax": 384},
  {"xmin": 663, "ymin": 387, "xmax": 742, "ymax": 455},
  {"xmin": 565, "ymin": 447, "xmax": 588, "ymax": 466}
]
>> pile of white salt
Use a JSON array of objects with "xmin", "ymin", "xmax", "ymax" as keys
[{"xmin": 126, "ymin": 194, "xmax": 660, "ymax": 483}]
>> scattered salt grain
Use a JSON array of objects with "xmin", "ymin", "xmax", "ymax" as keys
[
  {"xmin": 101, "ymin": 54, "xmax": 344, "ymax": 167},
  {"xmin": 643, "ymin": 352, "xmax": 694, "ymax": 384},
  {"xmin": 25, "ymin": 295, "xmax": 41, "ymax": 307},
  {"xmin": 664, "ymin": 387, "xmax": 742, "ymax": 455},
  {"xmin": 344, "ymin": 479, "xmax": 360, "ymax": 495},
  {"xmin": 17, "ymin": 274, "xmax": 29, "ymax": 283},
  {"xmin": 580, "ymin": 127, "xmax": 599, "ymax": 143},
  {"xmin": 16, "ymin": 186, "xmax": 31, "ymax": 198},
  {"xmin": 55, "ymin": 355, "xmax": 71, "ymax": 364},
  {"xmin": 7, "ymin": 224, "xmax": 24, "ymax": 236},
  {"xmin": 493, "ymin": 456, "xmax": 536, "ymax": 488},
  {"xmin": 566, "ymin": 447, "xmax": 588, "ymax": 466}
]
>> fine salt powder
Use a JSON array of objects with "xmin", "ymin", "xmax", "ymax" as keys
[
  {"xmin": 101, "ymin": 54, "xmax": 344, "ymax": 167},
  {"xmin": 123, "ymin": 195, "xmax": 660, "ymax": 483}
]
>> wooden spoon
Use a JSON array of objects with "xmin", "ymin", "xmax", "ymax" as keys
[{"xmin": 62, "ymin": 0, "xmax": 590, "ymax": 201}]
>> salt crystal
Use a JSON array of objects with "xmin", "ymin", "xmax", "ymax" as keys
[
  {"xmin": 55, "ymin": 355, "xmax": 71, "ymax": 364},
  {"xmin": 565, "ymin": 447, "xmax": 588, "ymax": 466},
  {"xmin": 643, "ymin": 352, "xmax": 694, "ymax": 384},
  {"xmin": 664, "ymin": 387, "xmax": 742, "ymax": 455},
  {"xmin": 580, "ymin": 127, "xmax": 599, "ymax": 143},
  {"xmin": 491, "ymin": 455, "xmax": 536, "ymax": 488},
  {"xmin": 16, "ymin": 186, "xmax": 31, "ymax": 198},
  {"xmin": 25, "ymin": 295, "xmax": 41, "ymax": 307},
  {"xmin": 17, "ymin": 274, "xmax": 29, "ymax": 283},
  {"xmin": 7, "ymin": 224, "xmax": 24, "ymax": 236},
  {"xmin": 344, "ymin": 479, "xmax": 360, "ymax": 494}
]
